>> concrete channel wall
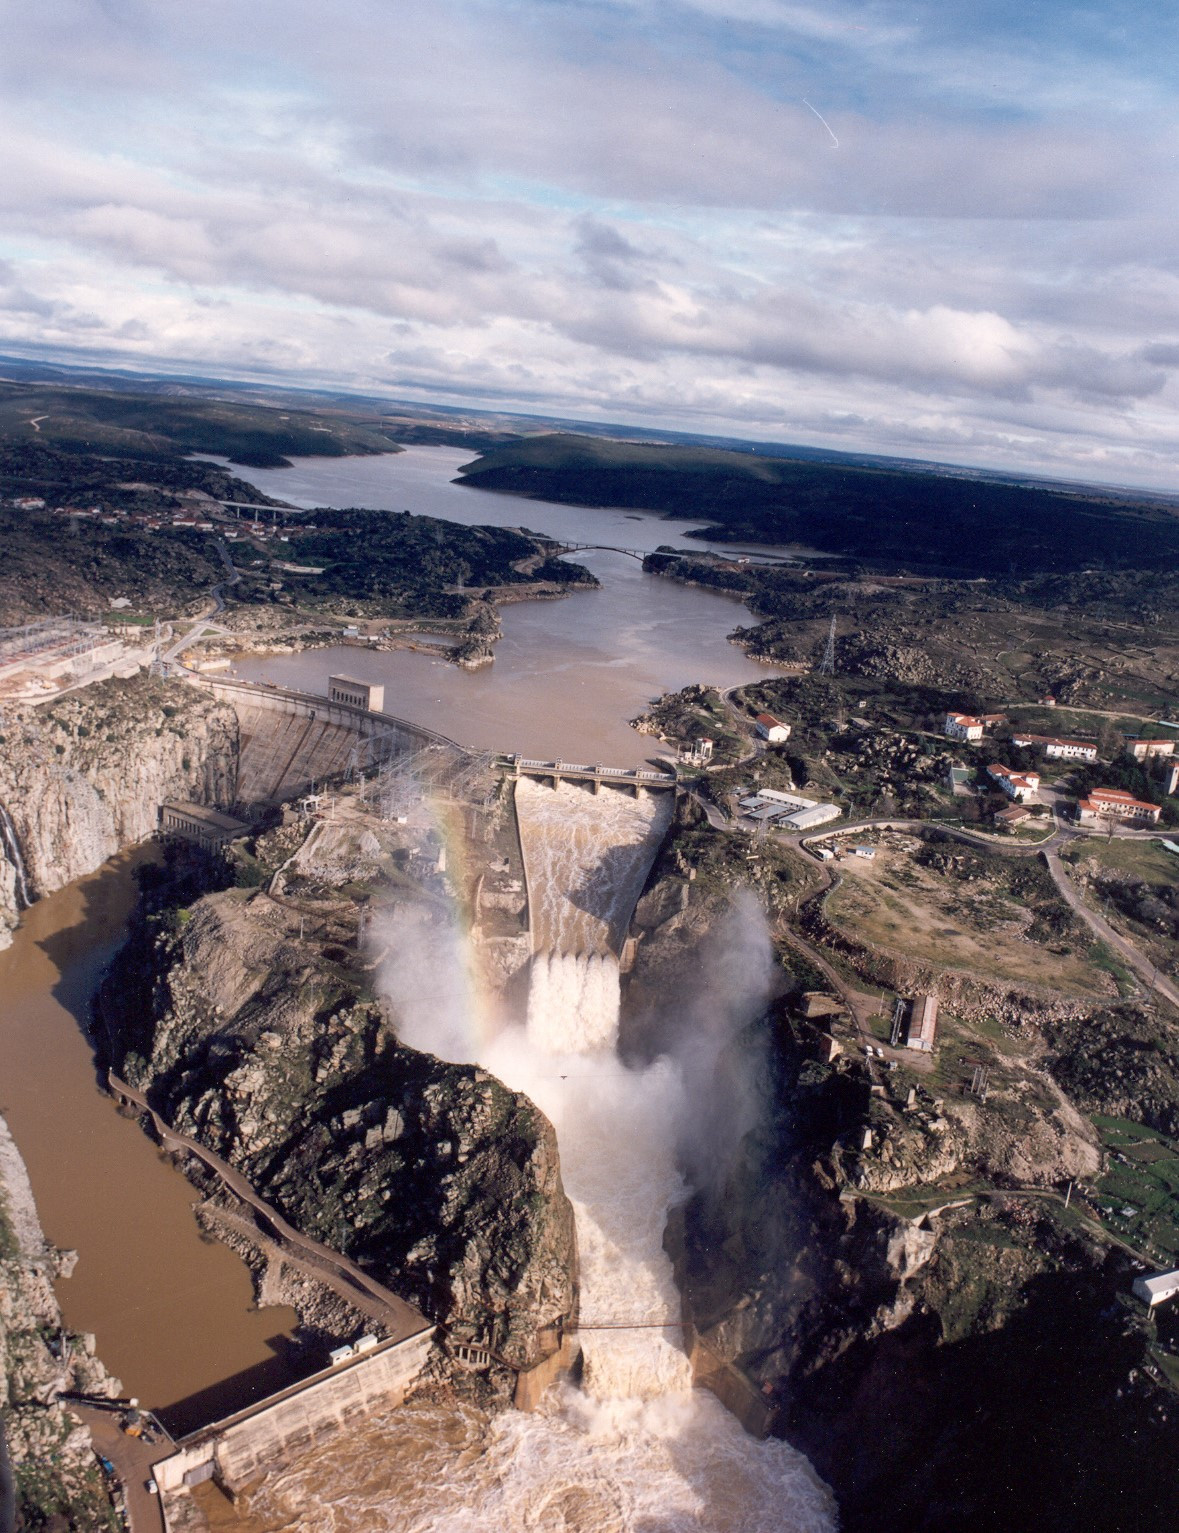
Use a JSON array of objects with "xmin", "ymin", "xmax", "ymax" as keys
[{"xmin": 154, "ymin": 1330, "xmax": 436, "ymax": 1495}]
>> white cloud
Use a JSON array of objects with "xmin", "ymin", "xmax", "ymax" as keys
[{"xmin": 0, "ymin": 2, "xmax": 1175, "ymax": 487}]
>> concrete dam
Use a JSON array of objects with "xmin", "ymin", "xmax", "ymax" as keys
[{"xmin": 188, "ymin": 674, "xmax": 468, "ymax": 806}]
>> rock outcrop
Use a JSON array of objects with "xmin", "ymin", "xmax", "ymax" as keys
[
  {"xmin": 0, "ymin": 1113, "xmax": 120, "ymax": 1531},
  {"xmin": 101, "ymin": 877, "xmax": 576, "ymax": 1374},
  {"xmin": 0, "ymin": 675, "xmax": 238, "ymax": 947},
  {"xmin": 623, "ymin": 848, "xmax": 1177, "ymax": 1533}
]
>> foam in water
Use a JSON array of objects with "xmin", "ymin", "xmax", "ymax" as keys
[
  {"xmin": 525, "ymin": 950, "xmax": 621, "ymax": 1053},
  {"xmin": 236, "ymin": 779, "xmax": 836, "ymax": 1530}
]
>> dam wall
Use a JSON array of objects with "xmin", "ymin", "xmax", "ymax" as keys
[
  {"xmin": 154, "ymin": 1329, "xmax": 436, "ymax": 1495},
  {"xmin": 187, "ymin": 675, "xmax": 467, "ymax": 806}
]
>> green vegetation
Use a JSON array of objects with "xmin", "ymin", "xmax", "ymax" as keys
[
  {"xmin": 459, "ymin": 432, "xmax": 1179, "ymax": 576},
  {"xmin": 1091, "ymin": 1116, "xmax": 1179, "ymax": 1264},
  {"xmin": 0, "ymin": 379, "xmax": 400, "ymax": 467},
  {"xmin": 1045, "ymin": 1009, "xmax": 1179, "ymax": 1139},
  {"xmin": 271, "ymin": 508, "xmax": 595, "ymax": 619}
]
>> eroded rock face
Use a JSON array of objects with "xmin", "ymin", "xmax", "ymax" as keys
[
  {"xmin": 625, "ymin": 857, "xmax": 1175, "ymax": 1533},
  {"xmin": 0, "ymin": 1114, "xmax": 120, "ymax": 1530},
  {"xmin": 0, "ymin": 675, "xmax": 238, "ymax": 947},
  {"xmin": 102, "ymin": 889, "xmax": 576, "ymax": 1371}
]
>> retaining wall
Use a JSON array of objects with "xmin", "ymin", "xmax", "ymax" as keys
[{"xmin": 154, "ymin": 1330, "xmax": 435, "ymax": 1495}]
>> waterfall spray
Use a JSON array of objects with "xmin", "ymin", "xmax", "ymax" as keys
[
  {"xmin": 349, "ymin": 775, "xmax": 835, "ymax": 1533},
  {"xmin": 0, "ymin": 804, "xmax": 31, "ymax": 910}
]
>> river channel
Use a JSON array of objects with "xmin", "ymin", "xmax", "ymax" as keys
[
  {"xmin": 0, "ymin": 853, "xmax": 303, "ymax": 1433},
  {"xmin": 0, "ymin": 445, "xmax": 800, "ymax": 1503},
  {"xmin": 225, "ymin": 446, "xmax": 781, "ymax": 764}
]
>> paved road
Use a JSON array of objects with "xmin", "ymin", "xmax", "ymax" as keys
[
  {"xmin": 1043, "ymin": 848, "xmax": 1179, "ymax": 1010},
  {"xmin": 72, "ymin": 1405, "xmax": 167, "ymax": 1533}
]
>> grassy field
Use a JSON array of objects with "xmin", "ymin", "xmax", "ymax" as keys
[
  {"xmin": 1065, "ymin": 838, "xmax": 1179, "ymax": 884},
  {"xmin": 1091, "ymin": 1116, "xmax": 1179, "ymax": 1265},
  {"xmin": 825, "ymin": 842, "xmax": 1110, "ymax": 997}
]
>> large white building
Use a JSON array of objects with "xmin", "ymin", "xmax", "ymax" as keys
[
  {"xmin": 1077, "ymin": 788, "xmax": 1161, "ymax": 825},
  {"xmin": 1127, "ymin": 738, "xmax": 1176, "ymax": 762},
  {"xmin": 754, "ymin": 712, "xmax": 791, "ymax": 744},
  {"xmin": 945, "ymin": 711, "xmax": 1006, "ymax": 743},
  {"xmin": 1132, "ymin": 1269, "xmax": 1179, "ymax": 1308},
  {"xmin": 1011, "ymin": 733, "xmax": 1098, "ymax": 763},
  {"xmin": 738, "ymin": 788, "xmax": 840, "ymax": 831}
]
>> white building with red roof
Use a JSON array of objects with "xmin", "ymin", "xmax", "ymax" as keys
[
  {"xmin": 987, "ymin": 763, "xmax": 1041, "ymax": 802},
  {"xmin": 754, "ymin": 712, "xmax": 791, "ymax": 743},
  {"xmin": 1077, "ymin": 788, "xmax": 1161, "ymax": 825}
]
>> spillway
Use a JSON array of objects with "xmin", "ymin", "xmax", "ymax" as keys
[{"xmin": 233, "ymin": 777, "xmax": 834, "ymax": 1531}]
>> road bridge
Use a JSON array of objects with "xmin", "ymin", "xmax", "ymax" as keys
[
  {"xmin": 500, "ymin": 753, "xmax": 677, "ymax": 795},
  {"xmin": 543, "ymin": 541, "xmax": 797, "ymax": 566}
]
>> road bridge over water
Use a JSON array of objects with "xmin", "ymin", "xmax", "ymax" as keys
[
  {"xmin": 500, "ymin": 753, "xmax": 677, "ymax": 794},
  {"xmin": 544, "ymin": 540, "xmax": 797, "ymax": 566}
]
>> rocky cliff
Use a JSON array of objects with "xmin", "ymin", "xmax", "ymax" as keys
[
  {"xmin": 0, "ymin": 676, "xmax": 238, "ymax": 948},
  {"xmin": 622, "ymin": 840, "xmax": 1179, "ymax": 1533},
  {"xmin": 99, "ymin": 831, "xmax": 576, "ymax": 1375},
  {"xmin": 0, "ymin": 1114, "xmax": 120, "ymax": 1532}
]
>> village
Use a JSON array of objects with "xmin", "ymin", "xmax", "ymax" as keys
[{"xmin": 634, "ymin": 677, "xmax": 1179, "ymax": 1356}]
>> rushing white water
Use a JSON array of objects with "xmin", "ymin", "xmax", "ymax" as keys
[
  {"xmin": 234, "ymin": 778, "xmax": 835, "ymax": 1531},
  {"xmin": 0, "ymin": 802, "xmax": 31, "ymax": 909}
]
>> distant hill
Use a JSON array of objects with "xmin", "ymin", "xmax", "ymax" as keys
[
  {"xmin": 456, "ymin": 433, "xmax": 1179, "ymax": 577},
  {"xmin": 0, "ymin": 378, "xmax": 401, "ymax": 468}
]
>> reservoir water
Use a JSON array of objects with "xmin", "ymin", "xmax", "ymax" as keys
[
  {"xmin": 0, "ymin": 852, "xmax": 302, "ymax": 1431},
  {"xmin": 1, "ymin": 445, "xmax": 831, "ymax": 1525},
  {"xmin": 226, "ymin": 446, "xmax": 779, "ymax": 764}
]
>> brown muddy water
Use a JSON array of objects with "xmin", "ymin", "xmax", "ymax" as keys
[
  {"xmin": 0, "ymin": 850, "xmax": 303, "ymax": 1432},
  {"xmin": 226, "ymin": 445, "xmax": 784, "ymax": 765}
]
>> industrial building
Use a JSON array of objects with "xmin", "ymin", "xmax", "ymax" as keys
[
  {"xmin": 159, "ymin": 802, "xmax": 250, "ymax": 849},
  {"xmin": 0, "ymin": 616, "xmax": 129, "ymax": 692},
  {"xmin": 328, "ymin": 674, "xmax": 385, "ymax": 711},
  {"xmin": 905, "ymin": 995, "xmax": 939, "ymax": 1052},
  {"xmin": 1132, "ymin": 1270, "xmax": 1179, "ymax": 1308},
  {"xmin": 738, "ymin": 788, "xmax": 841, "ymax": 831}
]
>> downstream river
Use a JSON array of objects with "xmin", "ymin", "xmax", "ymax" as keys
[
  {"xmin": 0, "ymin": 446, "xmax": 814, "ymax": 1521},
  {"xmin": 0, "ymin": 853, "xmax": 303, "ymax": 1433},
  {"xmin": 226, "ymin": 446, "xmax": 779, "ymax": 764}
]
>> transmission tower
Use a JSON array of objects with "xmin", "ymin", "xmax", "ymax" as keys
[{"xmin": 818, "ymin": 614, "xmax": 837, "ymax": 676}]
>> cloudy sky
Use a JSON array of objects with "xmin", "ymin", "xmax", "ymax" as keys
[{"xmin": 2, "ymin": 1, "xmax": 1177, "ymax": 486}]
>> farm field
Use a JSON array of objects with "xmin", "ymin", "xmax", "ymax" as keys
[{"xmin": 825, "ymin": 839, "xmax": 1112, "ymax": 998}]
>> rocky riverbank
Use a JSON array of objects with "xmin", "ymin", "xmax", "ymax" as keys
[
  {"xmin": 97, "ymin": 798, "xmax": 576, "ymax": 1380},
  {"xmin": 0, "ymin": 675, "xmax": 238, "ymax": 948},
  {"xmin": 620, "ymin": 812, "xmax": 1179, "ymax": 1532},
  {"xmin": 0, "ymin": 1113, "xmax": 121, "ymax": 1532}
]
